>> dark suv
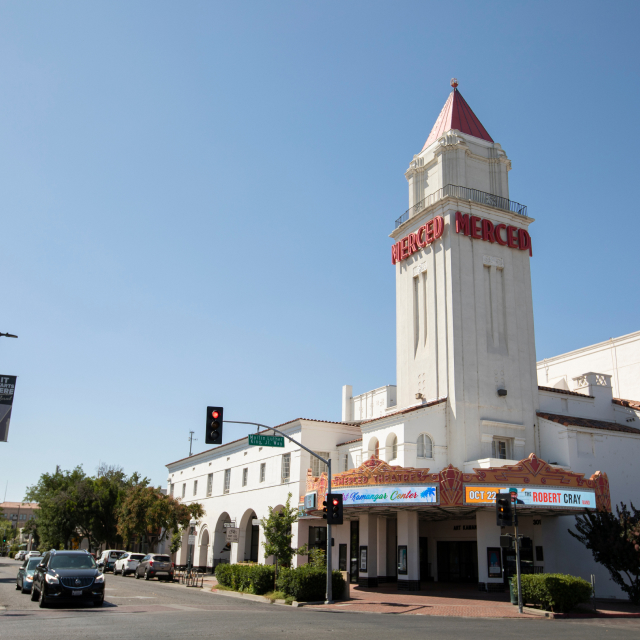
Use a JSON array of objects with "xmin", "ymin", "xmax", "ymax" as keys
[{"xmin": 31, "ymin": 550, "xmax": 105, "ymax": 607}]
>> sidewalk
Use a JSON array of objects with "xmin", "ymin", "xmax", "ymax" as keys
[{"xmin": 301, "ymin": 583, "xmax": 640, "ymax": 619}]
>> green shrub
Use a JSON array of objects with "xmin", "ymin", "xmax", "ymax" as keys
[
  {"xmin": 520, "ymin": 573, "xmax": 593, "ymax": 612},
  {"xmin": 214, "ymin": 563, "xmax": 275, "ymax": 595},
  {"xmin": 276, "ymin": 565, "xmax": 345, "ymax": 602}
]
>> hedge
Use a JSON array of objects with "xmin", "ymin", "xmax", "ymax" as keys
[
  {"xmin": 520, "ymin": 573, "xmax": 593, "ymax": 612},
  {"xmin": 215, "ymin": 563, "xmax": 345, "ymax": 601},
  {"xmin": 277, "ymin": 565, "xmax": 345, "ymax": 602},
  {"xmin": 215, "ymin": 563, "xmax": 275, "ymax": 595}
]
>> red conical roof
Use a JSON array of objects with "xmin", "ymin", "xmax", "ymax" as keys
[{"xmin": 422, "ymin": 87, "xmax": 493, "ymax": 151}]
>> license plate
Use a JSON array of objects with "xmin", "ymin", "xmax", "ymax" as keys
[
  {"xmin": 156, "ymin": 571, "xmax": 168, "ymax": 575},
  {"xmin": 72, "ymin": 590, "xmax": 82, "ymax": 596}
]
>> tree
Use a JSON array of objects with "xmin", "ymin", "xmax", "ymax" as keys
[
  {"xmin": 570, "ymin": 502, "xmax": 640, "ymax": 604},
  {"xmin": 25, "ymin": 467, "xmax": 88, "ymax": 550},
  {"xmin": 117, "ymin": 485, "xmax": 204, "ymax": 550},
  {"xmin": 260, "ymin": 493, "xmax": 303, "ymax": 568}
]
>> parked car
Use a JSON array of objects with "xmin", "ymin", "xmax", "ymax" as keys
[
  {"xmin": 31, "ymin": 549, "xmax": 105, "ymax": 608},
  {"xmin": 114, "ymin": 552, "xmax": 145, "ymax": 576},
  {"xmin": 97, "ymin": 549, "xmax": 126, "ymax": 572},
  {"xmin": 15, "ymin": 551, "xmax": 26, "ymax": 561},
  {"xmin": 16, "ymin": 556, "xmax": 42, "ymax": 594},
  {"xmin": 25, "ymin": 551, "xmax": 41, "ymax": 559},
  {"xmin": 134, "ymin": 554, "xmax": 174, "ymax": 581}
]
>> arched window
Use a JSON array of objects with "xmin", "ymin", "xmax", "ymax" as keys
[
  {"xmin": 391, "ymin": 435, "xmax": 398, "ymax": 460},
  {"xmin": 417, "ymin": 434, "xmax": 433, "ymax": 458},
  {"xmin": 369, "ymin": 438, "xmax": 379, "ymax": 459}
]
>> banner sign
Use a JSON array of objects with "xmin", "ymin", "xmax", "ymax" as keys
[
  {"xmin": 304, "ymin": 492, "xmax": 317, "ymax": 510},
  {"xmin": 333, "ymin": 485, "xmax": 438, "ymax": 507},
  {"xmin": 464, "ymin": 485, "xmax": 596, "ymax": 509},
  {"xmin": 248, "ymin": 433, "xmax": 284, "ymax": 448},
  {"xmin": 0, "ymin": 375, "xmax": 17, "ymax": 443}
]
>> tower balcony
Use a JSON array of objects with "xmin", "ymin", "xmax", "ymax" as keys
[{"xmin": 395, "ymin": 184, "xmax": 528, "ymax": 230}]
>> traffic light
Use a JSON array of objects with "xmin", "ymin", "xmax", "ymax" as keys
[
  {"xmin": 496, "ymin": 493, "xmax": 513, "ymax": 526},
  {"xmin": 327, "ymin": 493, "xmax": 343, "ymax": 525},
  {"xmin": 205, "ymin": 406, "xmax": 224, "ymax": 444}
]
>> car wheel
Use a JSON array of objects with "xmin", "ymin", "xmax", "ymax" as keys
[
  {"xmin": 30, "ymin": 586, "xmax": 39, "ymax": 601},
  {"xmin": 144, "ymin": 569, "xmax": 150, "ymax": 581},
  {"xmin": 135, "ymin": 570, "xmax": 140, "ymax": 579},
  {"xmin": 38, "ymin": 586, "xmax": 48, "ymax": 608},
  {"xmin": 16, "ymin": 580, "xmax": 21, "ymax": 590}
]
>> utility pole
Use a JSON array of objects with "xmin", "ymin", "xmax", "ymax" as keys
[
  {"xmin": 188, "ymin": 431, "xmax": 197, "ymax": 456},
  {"xmin": 512, "ymin": 494, "xmax": 523, "ymax": 614}
]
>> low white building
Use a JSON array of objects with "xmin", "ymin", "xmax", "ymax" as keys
[{"xmin": 167, "ymin": 80, "xmax": 640, "ymax": 598}]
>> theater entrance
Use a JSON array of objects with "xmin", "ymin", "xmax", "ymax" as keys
[{"xmin": 436, "ymin": 541, "xmax": 478, "ymax": 583}]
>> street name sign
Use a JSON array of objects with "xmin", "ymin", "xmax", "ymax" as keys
[
  {"xmin": 248, "ymin": 434, "xmax": 284, "ymax": 448},
  {"xmin": 223, "ymin": 521, "xmax": 236, "ymax": 528}
]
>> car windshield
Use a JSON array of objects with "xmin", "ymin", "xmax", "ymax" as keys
[
  {"xmin": 49, "ymin": 554, "xmax": 97, "ymax": 570},
  {"xmin": 153, "ymin": 556, "xmax": 171, "ymax": 562},
  {"xmin": 27, "ymin": 558, "xmax": 41, "ymax": 569},
  {"xmin": 130, "ymin": 554, "xmax": 144, "ymax": 561},
  {"xmin": 109, "ymin": 552, "xmax": 124, "ymax": 559}
]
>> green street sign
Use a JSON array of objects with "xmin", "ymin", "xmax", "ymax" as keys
[{"xmin": 248, "ymin": 433, "xmax": 285, "ymax": 448}]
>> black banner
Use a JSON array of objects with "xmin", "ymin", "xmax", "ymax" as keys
[{"xmin": 0, "ymin": 375, "xmax": 17, "ymax": 442}]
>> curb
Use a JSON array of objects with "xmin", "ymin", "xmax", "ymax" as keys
[{"xmin": 210, "ymin": 589, "xmax": 275, "ymax": 605}]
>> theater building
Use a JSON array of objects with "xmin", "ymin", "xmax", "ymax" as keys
[{"xmin": 166, "ymin": 81, "xmax": 640, "ymax": 598}]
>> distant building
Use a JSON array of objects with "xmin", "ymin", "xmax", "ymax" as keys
[{"xmin": 0, "ymin": 502, "xmax": 39, "ymax": 529}]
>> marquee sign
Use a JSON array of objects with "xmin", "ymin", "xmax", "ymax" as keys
[
  {"xmin": 333, "ymin": 485, "xmax": 439, "ymax": 507},
  {"xmin": 304, "ymin": 454, "xmax": 610, "ymax": 513},
  {"xmin": 464, "ymin": 485, "xmax": 596, "ymax": 509}
]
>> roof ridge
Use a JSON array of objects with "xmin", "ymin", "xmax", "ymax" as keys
[{"xmin": 537, "ymin": 411, "xmax": 640, "ymax": 436}]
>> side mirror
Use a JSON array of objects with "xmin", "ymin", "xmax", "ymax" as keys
[{"xmin": 37, "ymin": 563, "xmax": 46, "ymax": 570}]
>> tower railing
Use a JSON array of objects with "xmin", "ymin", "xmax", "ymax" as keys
[{"xmin": 394, "ymin": 184, "xmax": 528, "ymax": 229}]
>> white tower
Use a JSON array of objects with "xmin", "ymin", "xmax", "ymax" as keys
[{"xmin": 391, "ymin": 79, "xmax": 539, "ymax": 469}]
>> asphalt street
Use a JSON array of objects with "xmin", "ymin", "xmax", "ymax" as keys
[{"xmin": 1, "ymin": 558, "xmax": 639, "ymax": 639}]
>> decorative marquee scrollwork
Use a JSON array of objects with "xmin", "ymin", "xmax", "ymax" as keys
[{"xmin": 303, "ymin": 453, "xmax": 610, "ymax": 512}]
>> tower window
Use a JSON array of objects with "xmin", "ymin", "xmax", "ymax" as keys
[{"xmin": 492, "ymin": 439, "xmax": 508, "ymax": 459}]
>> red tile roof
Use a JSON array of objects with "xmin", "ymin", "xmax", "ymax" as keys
[
  {"xmin": 423, "ymin": 88, "xmax": 493, "ymax": 150},
  {"xmin": 537, "ymin": 412, "xmax": 640, "ymax": 435},
  {"xmin": 613, "ymin": 398, "xmax": 640, "ymax": 411},
  {"xmin": 337, "ymin": 437, "xmax": 362, "ymax": 447},
  {"xmin": 358, "ymin": 397, "xmax": 447, "ymax": 426},
  {"xmin": 538, "ymin": 385, "xmax": 594, "ymax": 399}
]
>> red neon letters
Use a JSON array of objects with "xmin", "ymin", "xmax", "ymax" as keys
[
  {"xmin": 455, "ymin": 211, "xmax": 532, "ymax": 256},
  {"xmin": 392, "ymin": 216, "xmax": 444, "ymax": 265}
]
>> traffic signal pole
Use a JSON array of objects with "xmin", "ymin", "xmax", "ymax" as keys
[
  {"xmin": 224, "ymin": 420, "xmax": 334, "ymax": 604},
  {"xmin": 514, "ymin": 502, "xmax": 523, "ymax": 614}
]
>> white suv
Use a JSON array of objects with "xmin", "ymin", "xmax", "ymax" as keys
[{"xmin": 114, "ymin": 552, "xmax": 145, "ymax": 576}]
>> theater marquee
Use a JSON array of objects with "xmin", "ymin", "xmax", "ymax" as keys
[
  {"xmin": 464, "ymin": 485, "xmax": 596, "ymax": 509},
  {"xmin": 334, "ymin": 485, "xmax": 439, "ymax": 507}
]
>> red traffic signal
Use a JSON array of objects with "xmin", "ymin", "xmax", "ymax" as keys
[{"xmin": 205, "ymin": 406, "xmax": 224, "ymax": 445}]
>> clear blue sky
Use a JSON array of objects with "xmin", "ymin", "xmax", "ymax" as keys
[{"xmin": 2, "ymin": 1, "xmax": 638, "ymax": 501}]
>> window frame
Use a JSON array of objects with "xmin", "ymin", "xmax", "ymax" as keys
[
  {"xmin": 206, "ymin": 473, "xmax": 213, "ymax": 497},
  {"xmin": 417, "ymin": 433, "xmax": 433, "ymax": 459},
  {"xmin": 311, "ymin": 452, "xmax": 329, "ymax": 477},
  {"xmin": 259, "ymin": 462, "xmax": 266, "ymax": 483},
  {"xmin": 242, "ymin": 467, "xmax": 248, "ymax": 487},
  {"xmin": 223, "ymin": 469, "xmax": 231, "ymax": 494},
  {"xmin": 193, "ymin": 479, "xmax": 198, "ymax": 496},
  {"xmin": 281, "ymin": 453, "xmax": 291, "ymax": 483}
]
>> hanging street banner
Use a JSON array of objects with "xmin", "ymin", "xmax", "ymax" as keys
[
  {"xmin": 464, "ymin": 485, "xmax": 596, "ymax": 509},
  {"xmin": 332, "ymin": 485, "xmax": 439, "ymax": 507},
  {"xmin": 0, "ymin": 375, "xmax": 17, "ymax": 443},
  {"xmin": 248, "ymin": 433, "xmax": 284, "ymax": 448}
]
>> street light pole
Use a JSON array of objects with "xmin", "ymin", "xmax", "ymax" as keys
[{"xmin": 224, "ymin": 420, "xmax": 335, "ymax": 604}]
